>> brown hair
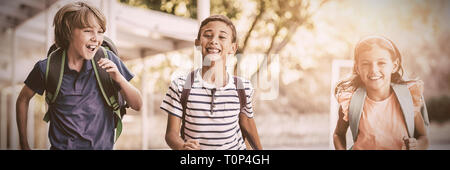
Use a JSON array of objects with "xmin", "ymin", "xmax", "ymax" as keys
[
  {"xmin": 335, "ymin": 36, "xmax": 410, "ymax": 96},
  {"xmin": 196, "ymin": 15, "xmax": 237, "ymax": 43},
  {"xmin": 53, "ymin": 1, "xmax": 106, "ymax": 49}
]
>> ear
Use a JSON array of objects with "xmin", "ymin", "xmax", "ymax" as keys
[
  {"xmin": 392, "ymin": 58, "xmax": 400, "ymax": 74},
  {"xmin": 195, "ymin": 39, "xmax": 200, "ymax": 46},
  {"xmin": 354, "ymin": 65, "xmax": 360, "ymax": 75},
  {"xmin": 230, "ymin": 42, "xmax": 238, "ymax": 54}
]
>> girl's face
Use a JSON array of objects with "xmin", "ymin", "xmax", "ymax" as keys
[
  {"xmin": 356, "ymin": 45, "xmax": 398, "ymax": 92},
  {"xmin": 197, "ymin": 21, "xmax": 237, "ymax": 63},
  {"xmin": 68, "ymin": 16, "xmax": 104, "ymax": 60}
]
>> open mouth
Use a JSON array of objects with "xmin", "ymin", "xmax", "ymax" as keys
[
  {"xmin": 368, "ymin": 75, "xmax": 382, "ymax": 80},
  {"xmin": 86, "ymin": 45, "xmax": 97, "ymax": 52},
  {"xmin": 206, "ymin": 47, "xmax": 221, "ymax": 54}
]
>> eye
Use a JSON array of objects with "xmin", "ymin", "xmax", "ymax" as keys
[
  {"xmin": 203, "ymin": 34, "xmax": 212, "ymax": 38},
  {"xmin": 360, "ymin": 62, "xmax": 369, "ymax": 66},
  {"xmin": 219, "ymin": 36, "xmax": 226, "ymax": 39}
]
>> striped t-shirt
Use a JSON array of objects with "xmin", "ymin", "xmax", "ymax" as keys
[{"xmin": 160, "ymin": 69, "xmax": 254, "ymax": 150}]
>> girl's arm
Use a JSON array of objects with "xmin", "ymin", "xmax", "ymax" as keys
[
  {"xmin": 239, "ymin": 114, "xmax": 263, "ymax": 150},
  {"xmin": 333, "ymin": 107, "xmax": 349, "ymax": 150},
  {"xmin": 413, "ymin": 111, "xmax": 429, "ymax": 150},
  {"xmin": 98, "ymin": 58, "xmax": 142, "ymax": 111},
  {"xmin": 16, "ymin": 85, "xmax": 36, "ymax": 150}
]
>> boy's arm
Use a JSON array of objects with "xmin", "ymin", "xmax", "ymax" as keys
[
  {"xmin": 333, "ymin": 107, "xmax": 349, "ymax": 150},
  {"xmin": 117, "ymin": 77, "xmax": 142, "ymax": 111},
  {"xmin": 16, "ymin": 85, "xmax": 36, "ymax": 150},
  {"xmin": 165, "ymin": 114, "xmax": 187, "ymax": 150},
  {"xmin": 239, "ymin": 114, "xmax": 263, "ymax": 150},
  {"xmin": 97, "ymin": 58, "xmax": 142, "ymax": 111}
]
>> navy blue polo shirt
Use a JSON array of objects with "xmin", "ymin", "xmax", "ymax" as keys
[{"xmin": 24, "ymin": 50, "xmax": 133, "ymax": 150}]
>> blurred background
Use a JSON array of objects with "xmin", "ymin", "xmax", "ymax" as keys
[{"xmin": 0, "ymin": 0, "xmax": 449, "ymax": 150}]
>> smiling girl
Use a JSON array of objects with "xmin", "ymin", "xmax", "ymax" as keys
[{"xmin": 333, "ymin": 36, "xmax": 429, "ymax": 150}]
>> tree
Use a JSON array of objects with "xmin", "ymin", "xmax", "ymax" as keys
[
  {"xmin": 118, "ymin": 0, "xmax": 241, "ymax": 20},
  {"xmin": 235, "ymin": 0, "xmax": 329, "ymax": 82}
]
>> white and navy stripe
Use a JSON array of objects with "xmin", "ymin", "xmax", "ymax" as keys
[{"xmin": 160, "ymin": 69, "xmax": 254, "ymax": 150}]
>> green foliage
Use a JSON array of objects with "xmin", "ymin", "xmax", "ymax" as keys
[
  {"xmin": 210, "ymin": 0, "xmax": 241, "ymax": 20},
  {"xmin": 118, "ymin": 0, "xmax": 197, "ymax": 18},
  {"xmin": 118, "ymin": 0, "xmax": 241, "ymax": 20}
]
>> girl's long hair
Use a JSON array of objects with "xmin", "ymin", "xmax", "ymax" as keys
[{"xmin": 335, "ymin": 36, "xmax": 411, "ymax": 96}]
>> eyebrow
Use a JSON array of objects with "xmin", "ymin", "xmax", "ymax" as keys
[{"xmin": 203, "ymin": 29, "xmax": 229, "ymax": 34}]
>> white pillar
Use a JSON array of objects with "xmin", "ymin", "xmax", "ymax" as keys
[
  {"xmin": 101, "ymin": 0, "xmax": 117, "ymax": 42},
  {"xmin": 197, "ymin": 0, "xmax": 210, "ymax": 23},
  {"xmin": 329, "ymin": 60, "xmax": 354, "ymax": 149},
  {"xmin": 0, "ymin": 90, "xmax": 7, "ymax": 149},
  {"xmin": 44, "ymin": 0, "xmax": 57, "ymax": 149},
  {"xmin": 9, "ymin": 88, "xmax": 19, "ymax": 149},
  {"xmin": 28, "ymin": 96, "xmax": 35, "ymax": 149},
  {"xmin": 8, "ymin": 28, "xmax": 19, "ymax": 149},
  {"xmin": 141, "ymin": 51, "xmax": 149, "ymax": 149}
]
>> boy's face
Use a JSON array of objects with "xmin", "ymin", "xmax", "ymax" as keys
[
  {"xmin": 68, "ymin": 16, "xmax": 104, "ymax": 60},
  {"xmin": 197, "ymin": 21, "xmax": 237, "ymax": 64}
]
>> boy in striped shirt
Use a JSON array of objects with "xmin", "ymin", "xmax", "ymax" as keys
[{"xmin": 161, "ymin": 15, "xmax": 262, "ymax": 150}]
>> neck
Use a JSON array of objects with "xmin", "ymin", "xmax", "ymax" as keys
[
  {"xmin": 66, "ymin": 47, "xmax": 84, "ymax": 72},
  {"xmin": 366, "ymin": 85, "xmax": 392, "ymax": 101},
  {"xmin": 201, "ymin": 64, "xmax": 228, "ymax": 88}
]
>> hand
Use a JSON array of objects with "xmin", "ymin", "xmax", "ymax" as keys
[
  {"xmin": 97, "ymin": 58, "xmax": 123, "ymax": 83},
  {"xmin": 183, "ymin": 139, "xmax": 200, "ymax": 150},
  {"xmin": 401, "ymin": 136, "xmax": 417, "ymax": 150}
]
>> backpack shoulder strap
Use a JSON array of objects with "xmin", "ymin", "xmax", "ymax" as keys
[
  {"xmin": 234, "ymin": 76, "xmax": 247, "ymax": 111},
  {"xmin": 234, "ymin": 76, "xmax": 250, "ymax": 147},
  {"xmin": 392, "ymin": 83, "xmax": 416, "ymax": 138},
  {"xmin": 180, "ymin": 71, "xmax": 195, "ymax": 140},
  {"xmin": 91, "ymin": 46, "xmax": 120, "ymax": 111},
  {"xmin": 348, "ymin": 87, "xmax": 366, "ymax": 142},
  {"xmin": 91, "ymin": 46, "xmax": 123, "ymax": 141},
  {"xmin": 420, "ymin": 95, "xmax": 430, "ymax": 127},
  {"xmin": 45, "ymin": 48, "xmax": 65, "ymax": 105},
  {"xmin": 43, "ymin": 48, "xmax": 65, "ymax": 122},
  {"xmin": 102, "ymin": 36, "xmax": 118, "ymax": 56}
]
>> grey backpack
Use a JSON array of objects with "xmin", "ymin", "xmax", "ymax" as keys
[{"xmin": 348, "ymin": 83, "xmax": 430, "ymax": 143}]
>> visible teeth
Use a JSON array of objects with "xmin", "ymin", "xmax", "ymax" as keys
[
  {"xmin": 207, "ymin": 48, "xmax": 220, "ymax": 53},
  {"xmin": 369, "ymin": 76, "xmax": 382, "ymax": 80},
  {"xmin": 87, "ymin": 45, "xmax": 96, "ymax": 51}
]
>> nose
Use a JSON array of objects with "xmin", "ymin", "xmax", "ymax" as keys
[
  {"xmin": 209, "ymin": 36, "xmax": 219, "ymax": 45},
  {"xmin": 90, "ymin": 32, "xmax": 102, "ymax": 42},
  {"xmin": 369, "ymin": 63, "xmax": 379, "ymax": 73},
  {"xmin": 90, "ymin": 34, "xmax": 97, "ymax": 42}
]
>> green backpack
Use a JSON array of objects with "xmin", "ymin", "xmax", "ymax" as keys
[
  {"xmin": 43, "ymin": 36, "xmax": 127, "ymax": 142},
  {"xmin": 348, "ymin": 83, "xmax": 430, "ymax": 144}
]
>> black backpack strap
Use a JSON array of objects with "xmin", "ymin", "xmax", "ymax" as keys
[
  {"xmin": 234, "ymin": 77, "xmax": 247, "ymax": 111},
  {"xmin": 102, "ymin": 36, "xmax": 118, "ymax": 56},
  {"xmin": 180, "ymin": 71, "xmax": 195, "ymax": 140},
  {"xmin": 91, "ymin": 47, "xmax": 123, "ymax": 141},
  {"xmin": 43, "ymin": 48, "xmax": 65, "ymax": 122},
  {"xmin": 92, "ymin": 47, "xmax": 120, "ymax": 111},
  {"xmin": 234, "ymin": 77, "xmax": 248, "ymax": 141}
]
